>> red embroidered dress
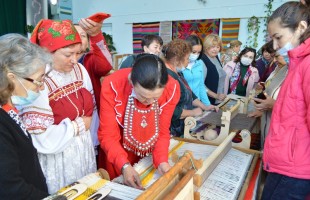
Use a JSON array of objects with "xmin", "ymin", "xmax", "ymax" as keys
[
  {"xmin": 98, "ymin": 68, "xmax": 180, "ymax": 179},
  {"xmin": 19, "ymin": 64, "xmax": 98, "ymax": 194}
]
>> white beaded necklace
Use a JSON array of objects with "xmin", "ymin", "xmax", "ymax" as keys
[{"xmin": 123, "ymin": 95, "xmax": 160, "ymax": 157}]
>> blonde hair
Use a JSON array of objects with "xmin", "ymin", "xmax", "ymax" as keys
[
  {"xmin": 203, "ymin": 34, "xmax": 223, "ymax": 52},
  {"xmin": 229, "ymin": 40, "xmax": 242, "ymax": 48}
]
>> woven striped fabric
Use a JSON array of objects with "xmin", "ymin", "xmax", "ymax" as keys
[
  {"xmin": 221, "ymin": 18, "xmax": 240, "ymax": 50},
  {"xmin": 132, "ymin": 22, "xmax": 160, "ymax": 53},
  {"xmin": 172, "ymin": 19, "xmax": 220, "ymax": 40}
]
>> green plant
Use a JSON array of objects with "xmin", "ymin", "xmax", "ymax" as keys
[
  {"xmin": 246, "ymin": 16, "xmax": 261, "ymax": 48},
  {"xmin": 103, "ymin": 32, "xmax": 116, "ymax": 53},
  {"xmin": 263, "ymin": 0, "xmax": 274, "ymax": 41},
  {"xmin": 25, "ymin": 25, "xmax": 34, "ymax": 33}
]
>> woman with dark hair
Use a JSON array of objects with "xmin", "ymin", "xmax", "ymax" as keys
[
  {"xmin": 261, "ymin": 2, "xmax": 310, "ymax": 199},
  {"xmin": 120, "ymin": 35, "xmax": 164, "ymax": 69},
  {"xmin": 183, "ymin": 35, "xmax": 217, "ymax": 110},
  {"xmin": 98, "ymin": 54, "xmax": 180, "ymax": 189},
  {"xmin": 162, "ymin": 39, "xmax": 214, "ymax": 137},
  {"xmin": 256, "ymin": 40, "xmax": 277, "ymax": 82},
  {"xmin": 0, "ymin": 33, "xmax": 51, "ymax": 199},
  {"xmin": 223, "ymin": 47, "xmax": 259, "ymax": 97}
]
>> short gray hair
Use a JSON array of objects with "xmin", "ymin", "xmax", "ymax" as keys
[
  {"xmin": 0, "ymin": 33, "xmax": 52, "ymax": 77},
  {"xmin": 0, "ymin": 33, "xmax": 52, "ymax": 105}
]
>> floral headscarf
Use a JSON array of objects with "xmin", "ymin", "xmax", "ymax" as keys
[{"xmin": 30, "ymin": 19, "xmax": 81, "ymax": 52}]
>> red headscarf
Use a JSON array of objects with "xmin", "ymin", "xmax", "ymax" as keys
[{"xmin": 30, "ymin": 19, "xmax": 81, "ymax": 52}]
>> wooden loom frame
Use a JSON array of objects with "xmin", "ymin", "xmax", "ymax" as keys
[
  {"xmin": 136, "ymin": 133, "xmax": 261, "ymax": 200},
  {"xmin": 184, "ymin": 94, "xmax": 252, "ymax": 149}
]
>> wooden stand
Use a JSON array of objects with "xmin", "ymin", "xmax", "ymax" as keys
[
  {"xmin": 136, "ymin": 151, "xmax": 202, "ymax": 200},
  {"xmin": 184, "ymin": 94, "xmax": 253, "ymax": 149},
  {"xmin": 136, "ymin": 132, "xmax": 261, "ymax": 200}
]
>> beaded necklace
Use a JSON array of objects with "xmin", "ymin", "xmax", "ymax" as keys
[{"xmin": 123, "ymin": 95, "xmax": 159, "ymax": 157}]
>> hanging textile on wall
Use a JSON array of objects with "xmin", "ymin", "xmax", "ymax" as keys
[
  {"xmin": 221, "ymin": 18, "xmax": 240, "ymax": 50},
  {"xmin": 132, "ymin": 22, "xmax": 160, "ymax": 53},
  {"xmin": 172, "ymin": 19, "xmax": 220, "ymax": 40}
]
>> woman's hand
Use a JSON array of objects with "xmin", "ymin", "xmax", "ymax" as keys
[
  {"xmin": 191, "ymin": 107, "xmax": 203, "ymax": 117},
  {"xmin": 78, "ymin": 18, "xmax": 103, "ymax": 37},
  {"xmin": 81, "ymin": 116, "xmax": 92, "ymax": 130},
  {"xmin": 205, "ymin": 105, "xmax": 219, "ymax": 112},
  {"xmin": 217, "ymin": 94, "xmax": 226, "ymax": 101},
  {"xmin": 253, "ymin": 93, "xmax": 275, "ymax": 111},
  {"xmin": 122, "ymin": 165, "xmax": 144, "ymax": 190},
  {"xmin": 248, "ymin": 109, "xmax": 263, "ymax": 118},
  {"xmin": 157, "ymin": 162, "xmax": 171, "ymax": 175}
]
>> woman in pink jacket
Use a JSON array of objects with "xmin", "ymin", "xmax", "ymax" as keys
[
  {"xmin": 223, "ymin": 47, "xmax": 259, "ymax": 97},
  {"xmin": 262, "ymin": 2, "xmax": 310, "ymax": 199}
]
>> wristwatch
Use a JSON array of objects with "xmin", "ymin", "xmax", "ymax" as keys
[{"xmin": 121, "ymin": 162, "xmax": 131, "ymax": 173}]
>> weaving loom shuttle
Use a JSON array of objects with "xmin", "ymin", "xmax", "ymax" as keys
[
  {"xmin": 58, "ymin": 183, "xmax": 88, "ymax": 199},
  {"xmin": 86, "ymin": 188, "xmax": 112, "ymax": 200}
]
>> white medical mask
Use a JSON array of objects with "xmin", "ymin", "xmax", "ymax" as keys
[
  {"xmin": 277, "ymin": 42, "xmax": 294, "ymax": 64},
  {"xmin": 11, "ymin": 79, "xmax": 40, "ymax": 107},
  {"xmin": 189, "ymin": 53, "xmax": 199, "ymax": 62},
  {"xmin": 240, "ymin": 57, "xmax": 253, "ymax": 66}
]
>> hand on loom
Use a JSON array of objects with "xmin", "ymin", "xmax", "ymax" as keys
[
  {"xmin": 122, "ymin": 165, "xmax": 144, "ymax": 190},
  {"xmin": 252, "ymin": 93, "xmax": 275, "ymax": 111},
  {"xmin": 204, "ymin": 105, "xmax": 219, "ymax": 112},
  {"xmin": 192, "ymin": 107, "xmax": 203, "ymax": 117},
  {"xmin": 217, "ymin": 93, "xmax": 227, "ymax": 101},
  {"xmin": 247, "ymin": 109, "xmax": 263, "ymax": 118},
  {"xmin": 157, "ymin": 162, "xmax": 171, "ymax": 175}
]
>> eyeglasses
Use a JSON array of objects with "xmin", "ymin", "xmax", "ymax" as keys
[{"xmin": 21, "ymin": 76, "xmax": 45, "ymax": 87}]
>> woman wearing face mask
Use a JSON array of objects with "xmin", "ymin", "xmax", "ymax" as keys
[
  {"xmin": 261, "ymin": 2, "xmax": 310, "ymax": 199},
  {"xmin": 98, "ymin": 54, "xmax": 180, "ymax": 188},
  {"xmin": 182, "ymin": 35, "xmax": 218, "ymax": 111},
  {"xmin": 201, "ymin": 34, "xmax": 227, "ymax": 105},
  {"xmin": 19, "ymin": 19, "xmax": 98, "ymax": 194},
  {"xmin": 223, "ymin": 47, "xmax": 259, "ymax": 97},
  {"xmin": 0, "ymin": 34, "xmax": 52, "ymax": 199},
  {"xmin": 162, "ymin": 39, "xmax": 213, "ymax": 137}
]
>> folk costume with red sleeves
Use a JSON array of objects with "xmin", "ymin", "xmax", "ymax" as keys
[
  {"xmin": 98, "ymin": 68, "xmax": 180, "ymax": 179},
  {"xmin": 19, "ymin": 19, "xmax": 98, "ymax": 194},
  {"xmin": 79, "ymin": 32, "xmax": 113, "ymax": 111}
]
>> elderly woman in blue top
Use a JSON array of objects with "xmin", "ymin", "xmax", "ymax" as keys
[{"xmin": 183, "ymin": 35, "xmax": 218, "ymax": 110}]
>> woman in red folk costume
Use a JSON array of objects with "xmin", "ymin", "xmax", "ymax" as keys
[
  {"xmin": 18, "ymin": 19, "xmax": 98, "ymax": 194},
  {"xmin": 98, "ymin": 54, "xmax": 180, "ymax": 189}
]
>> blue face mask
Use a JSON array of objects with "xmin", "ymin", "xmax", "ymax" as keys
[
  {"xmin": 277, "ymin": 42, "xmax": 294, "ymax": 65},
  {"xmin": 11, "ymin": 79, "xmax": 40, "ymax": 107},
  {"xmin": 189, "ymin": 53, "xmax": 199, "ymax": 62}
]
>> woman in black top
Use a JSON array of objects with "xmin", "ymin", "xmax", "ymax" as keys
[{"xmin": 0, "ymin": 34, "xmax": 52, "ymax": 199}]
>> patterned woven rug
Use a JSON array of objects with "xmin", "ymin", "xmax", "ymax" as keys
[
  {"xmin": 132, "ymin": 22, "xmax": 160, "ymax": 53},
  {"xmin": 172, "ymin": 19, "xmax": 220, "ymax": 40},
  {"xmin": 221, "ymin": 18, "xmax": 240, "ymax": 50}
]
